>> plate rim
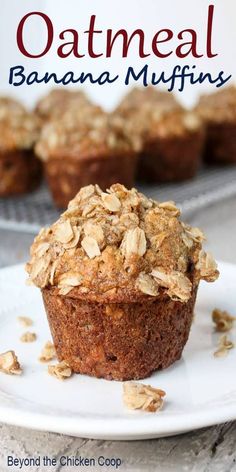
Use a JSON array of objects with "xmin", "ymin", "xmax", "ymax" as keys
[{"xmin": 0, "ymin": 260, "xmax": 235, "ymax": 440}]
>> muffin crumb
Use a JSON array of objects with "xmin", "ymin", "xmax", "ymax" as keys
[
  {"xmin": 0, "ymin": 350, "xmax": 22, "ymax": 375},
  {"xmin": 123, "ymin": 382, "xmax": 166, "ymax": 412},
  {"xmin": 39, "ymin": 341, "xmax": 56, "ymax": 362},
  {"xmin": 17, "ymin": 316, "xmax": 33, "ymax": 327},
  {"xmin": 212, "ymin": 308, "xmax": 235, "ymax": 332},
  {"xmin": 214, "ymin": 335, "xmax": 235, "ymax": 358},
  {"xmin": 20, "ymin": 332, "xmax": 37, "ymax": 343},
  {"xmin": 48, "ymin": 361, "xmax": 72, "ymax": 380}
]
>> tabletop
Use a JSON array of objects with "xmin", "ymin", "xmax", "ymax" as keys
[{"xmin": 0, "ymin": 195, "xmax": 236, "ymax": 472}]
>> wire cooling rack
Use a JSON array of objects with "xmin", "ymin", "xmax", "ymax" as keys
[{"xmin": 0, "ymin": 166, "xmax": 236, "ymax": 234}]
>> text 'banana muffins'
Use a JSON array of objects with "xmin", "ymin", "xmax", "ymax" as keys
[
  {"xmin": 36, "ymin": 107, "xmax": 139, "ymax": 208},
  {"xmin": 26, "ymin": 184, "xmax": 219, "ymax": 380},
  {"xmin": 196, "ymin": 86, "xmax": 236, "ymax": 164},
  {"xmin": 0, "ymin": 97, "xmax": 42, "ymax": 196}
]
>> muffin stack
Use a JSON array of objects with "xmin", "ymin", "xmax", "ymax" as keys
[{"xmin": 1, "ymin": 85, "xmax": 235, "ymax": 206}]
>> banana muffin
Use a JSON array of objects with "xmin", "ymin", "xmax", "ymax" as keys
[
  {"xmin": 26, "ymin": 184, "xmax": 219, "ymax": 381},
  {"xmin": 115, "ymin": 88, "xmax": 203, "ymax": 182},
  {"xmin": 0, "ymin": 97, "xmax": 41, "ymax": 196},
  {"xmin": 196, "ymin": 86, "xmax": 236, "ymax": 164},
  {"xmin": 35, "ymin": 108, "xmax": 139, "ymax": 208},
  {"xmin": 136, "ymin": 108, "xmax": 204, "ymax": 182}
]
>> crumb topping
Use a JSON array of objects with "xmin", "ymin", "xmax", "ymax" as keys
[
  {"xmin": 39, "ymin": 341, "xmax": 56, "ymax": 362},
  {"xmin": 212, "ymin": 308, "xmax": 235, "ymax": 332},
  {"xmin": 196, "ymin": 86, "xmax": 236, "ymax": 124},
  {"xmin": 35, "ymin": 107, "xmax": 138, "ymax": 162},
  {"xmin": 35, "ymin": 89, "xmax": 91, "ymax": 120},
  {"xmin": 0, "ymin": 97, "xmax": 39, "ymax": 152},
  {"xmin": 17, "ymin": 316, "xmax": 33, "ymax": 327},
  {"xmin": 0, "ymin": 350, "xmax": 22, "ymax": 375},
  {"xmin": 123, "ymin": 382, "xmax": 166, "ymax": 412},
  {"xmin": 26, "ymin": 184, "xmax": 219, "ymax": 303},
  {"xmin": 116, "ymin": 87, "xmax": 201, "ymax": 140},
  {"xmin": 20, "ymin": 332, "xmax": 37, "ymax": 343},
  {"xmin": 214, "ymin": 335, "xmax": 235, "ymax": 358},
  {"xmin": 48, "ymin": 361, "xmax": 72, "ymax": 380}
]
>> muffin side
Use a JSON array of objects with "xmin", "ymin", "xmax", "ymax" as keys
[
  {"xmin": 196, "ymin": 86, "xmax": 236, "ymax": 164},
  {"xmin": 0, "ymin": 97, "xmax": 42, "ymax": 196}
]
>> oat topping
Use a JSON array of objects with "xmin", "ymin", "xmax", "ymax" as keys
[
  {"xmin": 35, "ymin": 89, "xmax": 91, "ymax": 120},
  {"xmin": 48, "ymin": 361, "xmax": 72, "ymax": 380},
  {"xmin": 20, "ymin": 332, "xmax": 37, "ymax": 343},
  {"xmin": 17, "ymin": 316, "xmax": 33, "ymax": 327},
  {"xmin": 212, "ymin": 308, "xmax": 236, "ymax": 333},
  {"xmin": 123, "ymin": 382, "xmax": 166, "ymax": 412},
  {"xmin": 26, "ymin": 184, "xmax": 219, "ymax": 302},
  {"xmin": 0, "ymin": 351, "xmax": 22, "ymax": 375},
  {"xmin": 0, "ymin": 97, "xmax": 39, "ymax": 152},
  {"xmin": 196, "ymin": 86, "xmax": 236, "ymax": 124},
  {"xmin": 39, "ymin": 341, "xmax": 56, "ymax": 363},
  {"xmin": 214, "ymin": 335, "xmax": 235, "ymax": 358},
  {"xmin": 35, "ymin": 106, "xmax": 137, "ymax": 161}
]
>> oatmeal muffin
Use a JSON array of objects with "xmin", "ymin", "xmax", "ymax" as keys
[
  {"xmin": 136, "ymin": 108, "xmax": 204, "ymax": 182},
  {"xmin": 36, "ymin": 108, "xmax": 139, "ymax": 208},
  {"xmin": 35, "ymin": 89, "xmax": 92, "ymax": 121},
  {"xmin": 116, "ymin": 88, "xmax": 203, "ymax": 182},
  {"xmin": 0, "ymin": 97, "xmax": 42, "ymax": 196},
  {"xmin": 26, "ymin": 184, "xmax": 219, "ymax": 381},
  {"xmin": 196, "ymin": 86, "xmax": 236, "ymax": 164}
]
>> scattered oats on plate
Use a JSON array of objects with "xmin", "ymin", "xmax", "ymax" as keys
[
  {"xmin": 39, "ymin": 341, "xmax": 56, "ymax": 362},
  {"xmin": 0, "ymin": 350, "xmax": 22, "ymax": 375},
  {"xmin": 123, "ymin": 382, "xmax": 166, "ymax": 413},
  {"xmin": 48, "ymin": 361, "xmax": 72, "ymax": 380}
]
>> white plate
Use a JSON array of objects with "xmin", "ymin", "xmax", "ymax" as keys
[{"xmin": 0, "ymin": 262, "xmax": 235, "ymax": 440}]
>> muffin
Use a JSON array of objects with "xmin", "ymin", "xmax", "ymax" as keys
[
  {"xmin": 196, "ymin": 86, "xmax": 236, "ymax": 164},
  {"xmin": 116, "ymin": 88, "xmax": 203, "ymax": 182},
  {"xmin": 35, "ymin": 107, "xmax": 139, "ymax": 208},
  {"xmin": 0, "ymin": 97, "xmax": 42, "ymax": 196},
  {"xmin": 136, "ymin": 108, "xmax": 204, "ymax": 182},
  {"xmin": 26, "ymin": 184, "xmax": 219, "ymax": 381},
  {"xmin": 35, "ymin": 89, "xmax": 92, "ymax": 121}
]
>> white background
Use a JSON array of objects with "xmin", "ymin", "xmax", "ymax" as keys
[{"xmin": 0, "ymin": 0, "xmax": 235, "ymax": 110}]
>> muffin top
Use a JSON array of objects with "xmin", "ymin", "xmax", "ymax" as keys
[
  {"xmin": 196, "ymin": 86, "xmax": 236, "ymax": 124},
  {"xmin": 35, "ymin": 107, "xmax": 140, "ymax": 162},
  {"xmin": 0, "ymin": 97, "xmax": 39, "ymax": 152},
  {"xmin": 26, "ymin": 184, "xmax": 219, "ymax": 303},
  {"xmin": 35, "ymin": 89, "xmax": 91, "ymax": 120},
  {"xmin": 117, "ymin": 87, "xmax": 180, "ymax": 116}
]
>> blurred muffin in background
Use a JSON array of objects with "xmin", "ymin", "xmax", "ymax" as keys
[
  {"xmin": 135, "ymin": 107, "xmax": 204, "ymax": 182},
  {"xmin": 196, "ymin": 86, "xmax": 236, "ymax": 164},
  {"xmin": 0, "ymin": 97, "xmax": 42, "ymax": 196},
  {"xmin": 115, "ymin": 88, "xmax": 204, "ymax": 183},
  {"xmin": 35, "ymin": 89, "xmax": 92, "ymax": 121},
  {"xmin": 117, "ymin": 87, "xmax": 180, "ymax": 116},
  {"xmin": 35, "ymin": 105, "xmax": 140, "ymax": 208}
]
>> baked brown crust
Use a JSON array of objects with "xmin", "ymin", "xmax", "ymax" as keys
[
  {"xmin": 0, "ymin": 150, "xmax": 42, "ymax": 196},
  {"xmin": 44, "ymin": 151, "xmax": 137, "ymax": 208},
  {"xmin": 42, "ymin": 284, "xmax": 198, "ymax": 380},
  {"xmin": 138, "ymin": 128, "xmax": 204, "ymax": 182}
]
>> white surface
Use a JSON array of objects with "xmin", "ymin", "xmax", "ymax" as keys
[{"xmin": 0, "ymin": 261, "xmax": 235, "ymax": 440}]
